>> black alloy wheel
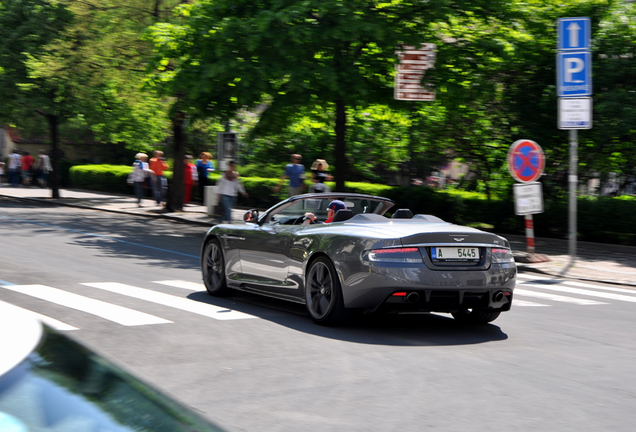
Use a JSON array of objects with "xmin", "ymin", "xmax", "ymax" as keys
[
  {"xmin": 202, "ymin": 239, "xmax": 230, "ymax": 296},
  {"xmin": 305, "ymin": 257, "xmax": 349, "ymax": 325}
]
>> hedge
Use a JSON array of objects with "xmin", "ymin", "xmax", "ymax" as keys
[{"xmin": 69, "ymin": 164, "xmax": 636, "ymax": 245}]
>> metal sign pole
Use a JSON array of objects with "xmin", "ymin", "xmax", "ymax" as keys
[{"xmin": 569, "ymin": 129, "xmax": 578, "ymax": 261}]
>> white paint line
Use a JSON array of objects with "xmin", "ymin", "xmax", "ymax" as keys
[
  {"xmin": 514, "ymin": 288, "xmax": 607, "ymax": 305},
  {"xmin": 1, "ymin": 285, "xmax": 171, "ymax": 326},
  {"xmin": 0, "ymin": 300, "xmax": 78, "ymax": 331},
  {"xmin": 82, "ymin": 283, "xmax": 256, "ymax": 320},
  {"xmin": 513, "ymin": 299, "xmax": 550, "ymax": 307},
  {"xmin": 517, "ymin": 274, "xmax": 636, "ymax": 295},
  {"xmin": 153, "ymin": 280, "xmax": 205, "ymax": 291},
  {"xmin": 519, "ymin": 282, "xmax": 636, "ymax": 303}
]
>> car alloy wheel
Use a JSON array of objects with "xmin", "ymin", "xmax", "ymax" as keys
[
  {"xmin": 305, "ymin": 257, "xmax": 348, "ymax": 325},
  {"xmin": 202, "ymin": 239, "xmax": 229, "ymax": 295}
]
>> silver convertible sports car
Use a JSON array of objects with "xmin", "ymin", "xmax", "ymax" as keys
[{"xmin": 201, "ymin": 193, "xmax": 516, "ymax": 326}]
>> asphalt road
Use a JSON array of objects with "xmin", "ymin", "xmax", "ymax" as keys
[{"xmin": 1, "ymin": 197, "xmax": 635, "ymax": 432}]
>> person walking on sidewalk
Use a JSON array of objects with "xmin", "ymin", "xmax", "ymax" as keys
[
  {"xmin": 214, "ymin": 160, "xmax": 247, "ymax": 224},
  {"xmin": 273, "ymin": 153, "xmax": 305, "ymax": 197},
  {"xmin": 183, "ymin": 155, "xmax": 198, "ymax": 205},
  {"xmin": 130, "ymin": 153, "xmax": 149, "ymax": 207},
  {"xmin": 196, "ymin": 152, "xmax": 215, "ymax": 204},
  {"xmin": 8, "ymin": 150, "xmax": 21, "ymax": 187},
  {"xmin": 33, "ymin": 150, "xmax": 52, "ymax": 188},
  {"xmin": 149, "ymin": 150, "xmax": 169, "ymax": 205}
]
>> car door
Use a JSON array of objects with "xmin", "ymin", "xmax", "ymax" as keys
[{"xmin": 237, "ymin": 222, "xmax": 299, "ymax": 289}]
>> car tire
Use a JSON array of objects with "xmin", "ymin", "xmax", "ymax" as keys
[
  {"xmin": 305, "ymin": 257, "xmax": 349, "ymax": 326},
  {"xmin": 451, "ymin": 309, "xmax": 501, "ymax": 324},
  {"xmin": 202, "ymin": 238, "xmax": 230, "ymax": 296}
]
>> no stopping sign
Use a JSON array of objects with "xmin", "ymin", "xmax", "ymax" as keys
[{"xmin": 507, "ymin": 140, "xmax": 545, "ymax": 183}]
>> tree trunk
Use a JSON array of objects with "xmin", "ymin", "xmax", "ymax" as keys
[
  {"xmin": 47, "ymin": 114, "xmax": 60, "ymax": 199},
  {"xmin": 334, "ymin": 99, "xmax": 347, "ymax": 191},
  {"xmin": 166, "ymin": 109, "xmax": 186, "ymax": 212}
]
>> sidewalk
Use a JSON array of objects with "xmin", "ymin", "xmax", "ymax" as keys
[{"xmin": 1, "ymin": 186, "xmax": 635, "ymax": 287}]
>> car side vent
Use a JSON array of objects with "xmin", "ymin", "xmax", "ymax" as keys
[{"xmin": 392, "ymin": 209, "xmax": 413, "ymax": 219}]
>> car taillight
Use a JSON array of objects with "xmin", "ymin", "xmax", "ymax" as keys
[
  {"xmin": 491, "ymin": 248, "xmax": 514, "ymax": 263},
  {"xmin": 365, "ymin": 247, "xmax": 423, "ymax": 263}
]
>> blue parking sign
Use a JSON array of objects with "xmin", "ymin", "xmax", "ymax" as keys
[
  {"xmin": 557, "ymin": 17, "xmax": 591, "ymax": 51},
  {"xmin": 557, "ymin": 52, "xmax": 592, "ymax": 96}
]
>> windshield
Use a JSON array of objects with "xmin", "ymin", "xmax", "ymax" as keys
[
  {"xmin": 267, "ymin": 196, "xmax": 388, "ymax": 225},
  {"xmin": 0, "ymin": 327, "xmax": 224, "ymax": 432}
]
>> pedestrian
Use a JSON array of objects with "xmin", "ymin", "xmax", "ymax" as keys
[
  {"xmin": 309, "ymin": 159, "xmax": 331, "ymax": 193},
  {"xmin": 0, "ymin": 161, "xmax": 5, "ymax": 186},
  {"xmin": 8, "ymin": 149, "xmax": 21, "ymax": 187},
  {"xmin": 195, "ymin": 152, "xmax": 215, "ymax": 204},
  {"xmin": 214, "ymin": 160, "xmax": 248, "ymax": 224},
  {"xmin": 21, "ymin": 151, "xmax": 34, "ymax": 186},
  {"xmin": 33, "ymin": 150, "xmax": 52, "ymax": 188},
  {"xmin": 149, "ymin": 150, "xmax": 169, "ymax": 205},
  {"xmin": 273, "ymin": 153, "xmax": 305, "ymax": 197},
  {"xmin": 130, "ymin": 153, "xmax": 149, "ymax": 207},
  {"xmin": 183, "ymin": 155, "xmax": 198, "ymax": 205}
]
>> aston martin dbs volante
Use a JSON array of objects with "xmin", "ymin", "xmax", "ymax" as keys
[{"xmin": 201, "ymin": 193, "xmax": 516, "ymax": 326}]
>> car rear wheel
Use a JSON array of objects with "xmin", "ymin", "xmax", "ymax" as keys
[
  {"xmin": 305, "ymin": 257, "xmax": 349, "ymax": 326},
  {"xmin": 202, "ymin": 239, "xmax": 230, "ymax": 296},
  {"xmin": 451, "ymin": 309, "xmax": 501, "ymax": 324}
]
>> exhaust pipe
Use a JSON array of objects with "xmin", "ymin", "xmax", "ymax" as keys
[
  {"xmin": 492, "ymin": 291, "xmax": 504, "ymax": 302},
  {"xmin": 406, "ymin": 292, "xmax": 420, "ymax": 304}
]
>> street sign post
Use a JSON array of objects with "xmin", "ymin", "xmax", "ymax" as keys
[
  {"xmin": 508, "ymin": 140, "xmax": 545, "ymax": 254},
  {"xmin": 394, "ymin": 44, "xmax": 436, "ymax": 101},
  {"xmin": 557, "ymin": 51, "xmax": 592, "ymax": 97},
  {"xmin": 558, "ymin": 97, "xmax": 592, "ymax": 129},
  {"xmin": 557, "ymin": 17, "xmax": 592, "ymax": 263},
  {"xmin": 507, "ymin": 139, "xmax": 545, "ymax": 183}
]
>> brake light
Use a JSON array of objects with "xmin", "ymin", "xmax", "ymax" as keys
[
  {"xmin": 491, "ymin": 248, "xmax": 514, "ymax": 263},
  {"xmin": 366, "ymin": 247, "xmax": 423, "ymax": 263}
]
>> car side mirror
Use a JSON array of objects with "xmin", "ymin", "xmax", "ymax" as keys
[{"xmin": 244, "ymin": 209, "xmax": 259, "ymax": 223}]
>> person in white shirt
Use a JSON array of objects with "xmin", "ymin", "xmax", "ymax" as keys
[
  {"xmin": 8, "ymin": 150, "xmax": 21, "ymax": 187},
  {"xmin": 214, "ymin": 161, "xmax": 248, "ymax": 224}
]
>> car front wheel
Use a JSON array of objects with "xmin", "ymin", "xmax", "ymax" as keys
[
  {"xmin": 305, "ymin": 257, "xmax": 349, "ymax": 326},
  {"xmin": 451, "ymin": 309, "xmax": 501, "ymax": 324},
  {"xmin": 202, "ymin": 239, "xmax": 230, "ymax": 296}
]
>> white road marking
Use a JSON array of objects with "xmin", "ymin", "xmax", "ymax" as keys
[
  {"xmin": 82, "ymin": 282, "xmax": 256, "ymax": 320},
  {"xmin": 153, "ymin": 280, "xmax": 205, "ymax": 291},
  {"xmin": 517, "ymin": 274, "xmax": 636, "ymax": 295},
  {"xmin": 0, "ymin": 300, "xmax": 78, "ymax": 331},
  {"xmin": 519, "ymin": 282, "xmax": 636, "ymax": 303},
  {"xmin": 514, "ymin": 288, "xmax": 607, "ymax": 305},
  {"xmin": 513, "ymin": 299, "xmax": 549, "ymax": 307},
  {"xmin": 1, "ymin": 285, "xmax": 172, "ymax": 326}
]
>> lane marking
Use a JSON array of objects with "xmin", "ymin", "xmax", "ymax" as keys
[
  {"xmin": 517, "ymin": 274, "xmax": 636, "ymax": 295},
  {"xmin": 514, "ymin": 288, "xmax": 606, "ymax": 305},
  {"xmin": 1, "ymin": 285, "xmax": 172, "ymax": 326},
  {"xmin": 519, "ymin": 282, "xmax": 636, "ymax": 303},
  {"xmin": 513, "ymin": 299, "xmax": 549, "ymax": 307},
  {"xmin": 153, "ymin": 280, "xmax": 205, "ymax": 291},
  {"xmin": 82, "ymin": 283, "xmax": 256, "ymax": 320},
  {"xmin": 0, "ymin": 214, "xmax": 199, "ymax": 258},
  {"xmin": 0, "ymin": 300, "xmax": 78, "ymax": 331}
]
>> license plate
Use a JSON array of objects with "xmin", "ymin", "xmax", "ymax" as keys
[{"xmin": 431, "ymin": 247, "xmax": 479, "ymax": 261}]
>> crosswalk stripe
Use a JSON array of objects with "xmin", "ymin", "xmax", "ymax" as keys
[
  {"xmin": 1, "ymin": 285, "xmax": 172, "ymax": 326},
  {"xmin": 0, "ymin": 300, "xmax": 78, "ymax": 331},
  {"xmin": 153, "ymin": 280, "xmax": 205, "ymax": 291},
  {"xmin": 82, "ymin": 282, "xmax": 256, "ymax": 320},
  {"xmin": 513, "ymin": 299, "xmax": 550, "ymax": 307},
  {"xmin": 518, "ymin": 282, "xmax": 636, "ymax": 303},
  {"xmin": 514, "ymin": 288, "xmax": 607, "ymax": 305},
  {"xmin": 517, "ymin": 274, "xmax": 636, "ymax": 296}
]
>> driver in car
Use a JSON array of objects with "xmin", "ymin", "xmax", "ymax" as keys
[{"xmin": 303, "ymin": 200, "xmax": 346, "ymax": 224}]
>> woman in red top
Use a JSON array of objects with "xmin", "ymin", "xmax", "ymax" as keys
[{"xmin": 183, "ymin": 155, "xmax": 198, "ymax": 204}]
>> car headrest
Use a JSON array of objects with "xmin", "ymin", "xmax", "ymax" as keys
[
  {"xmin": 332, "ymin": 209, "xmax": 354, "ymax": 222},
  {"xmin": 392, "ymin": 209, "xmax": 413, "ymax": 219}
]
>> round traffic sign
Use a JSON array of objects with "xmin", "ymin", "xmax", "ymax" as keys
[{"xmin": 507, "ymin": 139, "xmax": 545, "ymax": 183}]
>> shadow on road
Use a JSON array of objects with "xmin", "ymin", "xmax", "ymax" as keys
[{"xmin": 186, "ymin": 291, "xmax": 508, "ymax": 347}]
